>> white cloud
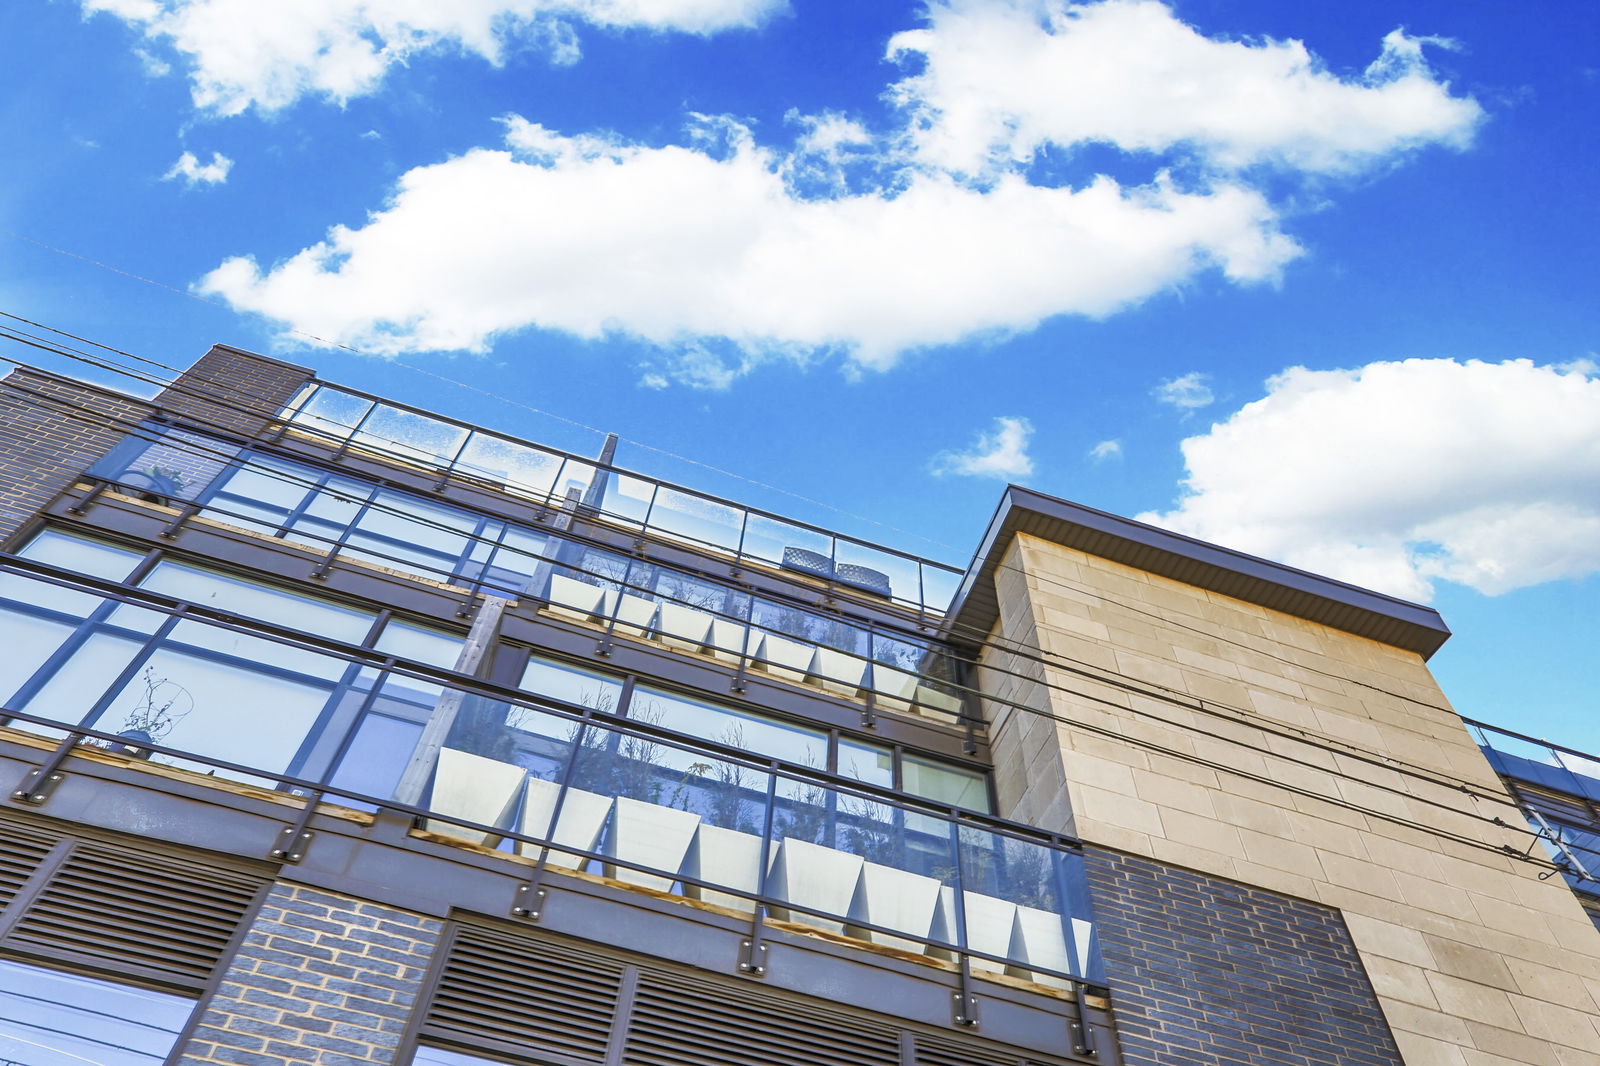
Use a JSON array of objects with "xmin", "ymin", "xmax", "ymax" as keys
[
  {"xmin": 82, "ymin": 0, "xmax": 785, "ymax": 115},
  {"xmin": 887, "ymin": 0, "xmax": 1482, "ymax": 178},
  {"xmin": 201, "ymin": 120, "xmax": 1299, "ymax": 367},
  {"xmin": 1139, "ymin": 358, "xmax": 1600, "ymax": 601},
  {"xmin": 1153, "ymin": 371, "xmax": 1215, "ymax": 409},
  {"xmin": 1089, "ymin": 439, "xmax": 1122, "ymax": 461},
  {"xmin": 162, "ymin": 149, "xmax": 233, "ymax": 185},
  {"xmin": 932, "ymin": 416, "xmax": 1036, "ymax": 480},
  {"xmin": 191, "ymin": 1, "xmax": 1482, "ymax": 374}
]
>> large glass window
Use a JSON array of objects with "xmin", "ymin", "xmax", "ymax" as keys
[
  {"xmin": 0, "ymin": 530, "xmax": 463, "ymax": 795},
  {"xmin": 0, "ymin": 958, "xmax": 192, "ymax": 1066}
]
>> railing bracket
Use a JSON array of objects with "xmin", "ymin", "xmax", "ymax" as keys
[
  {"xmin": 269, "ymin": 791, "xmax": 323, "ymax": 863},
  {"xmin": 11, "ymin": 733, "xmax": 83, "ymax": 806},
  {"xmin": 511, "ymin": 882, "xmax": 548, "ymax": 921},
  {"xmin": 1070, "ymin": 982, "xmax": 1098, "ymax": 1056},
  {"xmin": 952, "ymin": 959, "xmax": 980, "ymax": 1028},
  {"xmin": 67, "ymin": 480, "xmax": 109, "ymax": 516}
]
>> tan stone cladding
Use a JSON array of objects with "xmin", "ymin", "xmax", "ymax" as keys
[
  {"xmin": 982, "ymin": 533, "xmax": 1600, "ymax": 1066},
  {"xmin": 173, "ymin": 883, "xmax": 443, "ymax": 1066}
]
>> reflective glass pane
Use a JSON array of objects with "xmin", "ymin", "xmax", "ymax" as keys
[
  {"xmin": 599, "ymin": 473, "xmax": 653, "ymax": 528},
  {"xmin": 921, "ymin": 565, "xmax": 963, "ymax": 614},
  {"xmin": 354, "ymin": 404, "xmax": 470, "ymax": 466},
  {"xmin": 376, "ymin": 620, "xmax": 464, "ymax": 669},
  {"xmin": 328, "ymin": 713, "xmax": 425, "ymax": 800},
  {"xmin": 743, "ymin": 514, "xmax": 832, "ymax": 573},
  {"xmin": 0, "ymin": 607, "xmax": 75, "ymax": 708},
  {"xmin": 93, "ymin": 646, "xmax": 335, "ymax": 776},
  {"xmin": 19, "ymin": 529, "xmax": 142, "ymax": 581},
  {"xmin": 138, "ymin": 562, "xmax": 376, "ymax": 644},
  {"xmin": 15, "ymin": 630, "xmax": 143, "ymax": 726},
  {"xmin": 290, "ymin": 386, "xmax": 373, "ymax": 439},
  {"xmin": 837, "ymin": 737, "xmax": 894, "ymax": 789},
  {"xmin": 833, "ymin": 540, "xmax": 916, "ymax": 603},
  {"xmin": 903, "ymin": 754, "xmax": 990, "ymax": 813},
  {"xmin": 647, "ymin": 487, "xmax": 744, "ymax": 554},
  {"xmin": 298, "ymin": 476, "xmax": 370, "ymax": 526},
  {"xmin": 0, "ymin": 958, "xmax": 192, "ymax": 1066},
  {"xmin": 520, "ymin": 656, "xmax": 623, "ymax": 714},
  {"xmin": 455, "ymin": 435, "xmax": 562, "ymax": 498},
  {"xmin": 213, "ymin": 456, "xmax": 317, "ymax": 513},
  {"xmin": 631, "ymin": 687, "xmax": 827, "ymax": 768}
]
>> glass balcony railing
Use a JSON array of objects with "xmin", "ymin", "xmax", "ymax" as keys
[
  {"xmin": 1469, "ymin": 720, "xmax": 1600, "ymax": 891},
  {"xmin": 0, "ymin": 552, "xmax": 1102, "ymax": 989},
  {"xmin": 279, "ymin": 382, "xmax": 965, "ymax": 615},
  {"xmin": 86, "ymin": 429, "xmax": 975, "ymax": 728}
]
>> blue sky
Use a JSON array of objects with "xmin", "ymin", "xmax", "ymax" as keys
[{"xmin": 1, "ymin": 0, "xmax": 1596, "ymax": 751}]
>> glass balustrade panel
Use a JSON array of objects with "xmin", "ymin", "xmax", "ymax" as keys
[
  {"xmin": 354, "ymin": 404, "xmax": 470, "ymax": 468},
  {"xmin": 645, "ymin": 487, "xmax": 744, "ymax": 556}
]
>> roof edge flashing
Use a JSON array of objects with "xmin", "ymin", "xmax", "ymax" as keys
[{"xmin": 945, "ymin": 486, "xmax": 1451, "ymax": 660}]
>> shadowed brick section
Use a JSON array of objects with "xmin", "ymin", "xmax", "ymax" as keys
[
  {"xmin": 154, "ymin": 345, "xmax": 313, "ymax": 438},
  {"xmin": 0, "ymin": 368, "xmax": 152, "ymax": 545},
  {"xmin": 1086, "ymin": 848, "xmax": 1402, "ymax": 1066},
  {"xmin": 174, "ymin": 882, "xmax": 442, "ymax": 1066}
]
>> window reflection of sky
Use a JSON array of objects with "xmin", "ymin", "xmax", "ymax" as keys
[{"xmin": 0, "ymin": 959, "xmax": 191, "ymax": 1066}]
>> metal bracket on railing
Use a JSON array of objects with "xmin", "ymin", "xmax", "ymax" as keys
[
  {"xmin": 952, "ymin": 958, "xmax": 980, "ymax": 1028},
  {"xmin": 738, "ymin": 907, "xmax": 769, "ymax": 977},
  {"xmin": 268, "ymin": 790, "xmax": 323, "ymax": 863},
  {"xmin": 859, "ymin": 691, "xmax": 877, "ymax": 730},
  {"xmin": 1070, "ymin": 981, "xmax": 1098, "ymax": 1057},
  {"xmin": 67, "ymin": 480, "xmax": 109, "ymax": 516},
  {"xmin": 159, "ymin": 503, "xmax": 201, "ymax": 540},
  {"xmin": 11, "ymin": 733, "xmax": 84, "ymax": 806},
  {"xmin": 510, "ymin": 875, "xmax": 548, "ymax": 921},
  {"xmin": 309, "ymin": 547, "xmax": 340, "ymax": 580}
]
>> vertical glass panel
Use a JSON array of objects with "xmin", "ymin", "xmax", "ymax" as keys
[
  {"xmin": 211, "ymin": 455, "xmax": 317, "ymax": 514},
  {"xmin": 354, "ymin": 405, "xmax": 470, "ymax": 467},
  {"xmin": 297, "ymin": 475, "xmax": 371, "ymax": 528},
  {"xmin": 290, "ymin": 385, "xmax": 373, "ymax": 441},
  {"xmin": 631, "ymin": 687, "xmax": 827, "ymax": 769},
  {"xmin": 2, "ymin": 544, "xmax": 126, "ymax": 621},
  {"xmin": 99, "ymin": 426, "xmax": 237, "ymax": 503},
  {"xmin": 0, "ymin": 608, "xmax": 76, "ymax": 708},
  {"xmin": 921, "ymin": 565, "xmax": 963, "ymax": 614},
  {"xmin": 554, "ymin": 458, "xmax": 596, "ymax": 505},
  {"xmin": 743, "ymin": 514, "xmax": 833, "ymax": 574},
  {"xmin": 18, "ymin": 528, "xmax": 141, "ymax": 581},
  {"xmin": 328, "ymin": 713, "xmax": 425, "ymax": 801},
  {"xmin": 837, "ymin": 737, "xmax": 894, "ymax": 789},
  {"xmin": 834, "ymin": 541, "xmax": 916, "ymax": 603},
  {"xmin": 903, "ymin": 754, "xmax": 991, "ymax": 813},
  {"xmin": 137, "ymin": 562, "xmax": 376, "ymax": 644},
  {"xmin": 14, "ymin": 630, "xmax": 143, "ymax": 727},
  {"xmin": 455, "ymin": 436, "xmax": 562, "ymax": 500},
  {"xmin": 376, "ymin": 620, "xmax": 464, "ymax": 669},
  {"xmin": 520, "ymin": 656, "xmax": 623, "ymax": 714},
  {"xmin": 165, "ymin": 620, "xmax": 351, "ymax": 679},
  {"xmin": 958, "ymin": 828, "xmax": 1091, "ymax": 983},
  {"xmin": 598, "ymin": 472, "xmax": 654, "ymax": 528},
  {"xmin": 0, "ymin": 958, "xmax": 193, "ymax": 1066},
  {"xmin": 91, "ymin": 645, "xmax": 336, "ymax": 777},
  {"xmin": 647, "ymin": 487, "xmax": 744, "ymax": 555},
  {"xmin": 477, "ymin": 524, "xmax": 548, "ymax": 595}
]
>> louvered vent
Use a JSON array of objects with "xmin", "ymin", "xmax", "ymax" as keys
[
  {"xmin": 622, "ymin": 973, "xmax": 901, "ymax": 1066},
  {"xmin": 4, "ymin": 840, "xmax": 260, "ymax": 989},
  {"xmin": 424, "ymin": 926, "xmax": 624, "ymax": 1062},
  {"xmin": 0, "ymin": 819, "xmax": 58, "ymax": 909},
  {"xmin": 916, "ymin": 1037, "xmax": 1025, "ymax": 1066}
]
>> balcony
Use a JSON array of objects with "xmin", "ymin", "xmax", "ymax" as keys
[
  {"xmin": 0, "ymin": 548, "xmax": 1102, "ymax": 992},
  {"xmin": 85, "ymin": 425, "xmax": 975, "ymax": 731}
]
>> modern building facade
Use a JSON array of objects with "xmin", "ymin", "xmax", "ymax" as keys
[{"xmin": 0, "ymin": 344, "xmax": 1596, "ymax": 1066}]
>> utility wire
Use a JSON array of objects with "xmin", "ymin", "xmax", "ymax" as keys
[{"xmin": 0, "ymin": 327, "xmax": 1533, "ymax": 827}]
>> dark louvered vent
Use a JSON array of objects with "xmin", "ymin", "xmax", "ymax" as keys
[
  {"xmin": 0, "ymin": 819, "xmax": 58, "ymax": 909},
  {"xmin": 622, "ymin": 972, "xmax": 901, "ymax": 1066},
  {"xmin": 4, "ymin": 839, "xmax": 260, "ymax": 989},
  {"xmin": 916, "ymin": 1037, "xmax": 1024, "ymax": 1066},
  {"xmin": 425, "ymin": 925, "xmax": 624, "ymax": 1062}
]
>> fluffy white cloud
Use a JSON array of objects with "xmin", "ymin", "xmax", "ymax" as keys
[
  {"xmin": 1153, "ymin": 371, "xmax": 1214, "ymax": 409},
  {"xmin": 1089, "ymin": 439, "xmax": 1122, "ymax": 461},
  {"xmin": 1140, "ymin": 359, "xmax": 1600, "ymax": 601},
  {"xmin": 932, "ymin": 416, "xmax": 1036, "ymax": 480},
  {"xmin": 887, "ymin": 0, "xmax": 1482, "ymax": 178},
  {"xmin": 200, "ymin": 120, "xmax": 1299, "ymax": 367},
  {"xmin": 162, "ymin": 149, "xmax": 233, "ymax": 185},
  {"xmin": 83, "ymin": 0, "xmax": 785, "ymax": 115}
]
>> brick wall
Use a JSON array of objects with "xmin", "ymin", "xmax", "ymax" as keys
[
  {"xmin": 174, "ymin": 883, "xmax": 443, "ymax": 1066},
  {"xmin": 1087, "ymin": 847, "xmax": 1403, "ymax": 1066},
  {"xmin": 0, "ymin": 368, "xmax": 152, "ymax": 545},
  {"xmin": 153, "ymin": 345, "xmax": 313, "ymax": 438}
]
